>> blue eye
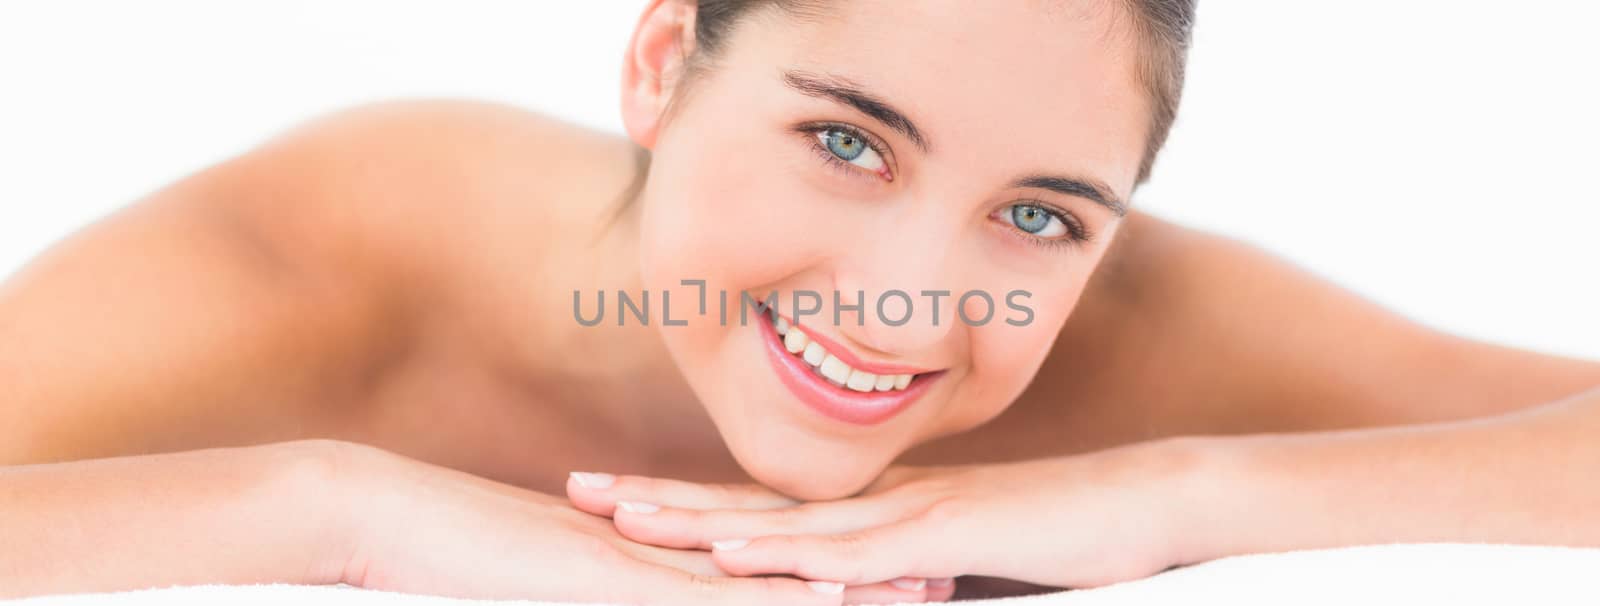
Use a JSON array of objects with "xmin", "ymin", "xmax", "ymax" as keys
[
  {"xmin": 824, "ymin": 130, "xmax": 865, "ymax": 160},
  {"xmin": 999, "ymin": 204, "xmax": 1070, "ymax": 238},
  {"xmin": 815, "ymin": 128, "xmax": 886, "ymax": 173},
  {"xmin": 1012, "ymin": 206, "xmax": 1052, "ymax": 233}
]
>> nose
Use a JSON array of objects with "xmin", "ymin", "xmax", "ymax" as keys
[{"xmin": 831, "ymin": 227, "xmax": 964, "ymax": 359}]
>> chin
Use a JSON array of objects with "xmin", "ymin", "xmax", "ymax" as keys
[{"xmin": 729, "ymin": 439, "xmax": 886, "ymax": 501}]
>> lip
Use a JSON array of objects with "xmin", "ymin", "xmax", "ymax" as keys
[{"xmin": 758, "ymin": 313, "xmax": 943, "ymax": 425}]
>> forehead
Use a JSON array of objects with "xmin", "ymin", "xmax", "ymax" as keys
[{"xmin": 728, "ymin": 0, "xmax": 1151, "ymax": 194}]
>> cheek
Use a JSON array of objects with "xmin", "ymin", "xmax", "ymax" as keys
[
  {"xmin": 636, "ymin": 160, "xmax": 845, "ymax": 347},
  {"xmin": 638, "ymin": 134, "xmax": 814, "ymax": 291},
  {"xmin": 945, "ymin": 289, "xmax": 1080, "ymax": 428},
  {"xmin": 633, "ymin": 133, "xmax": 828, "ymax": 401}
]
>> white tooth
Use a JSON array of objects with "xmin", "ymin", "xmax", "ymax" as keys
[
  {"xmin": 783, "ymin": 327, "xmax": 808, "ymax": 354},
  {"xmin": 775, "ymin": 315, "xmax": 790, "ymax": 336},
  {"xmin": 893, "ymin": 374, "xmax": 912, "ymax": 390},
  {"xmin": 802, "ymin": 342, "xmax": 826, "ymax": 366},
  {"xmin": 874, "ymin": 374, "xmax": 895, "ymax": 391},
  {"xmin": 819, "ymin": 355, "xmax": 852, "ymax": 385},
  {"xmin": 846, "ymin": 369, "xmax": 878, "ymax": 392}
]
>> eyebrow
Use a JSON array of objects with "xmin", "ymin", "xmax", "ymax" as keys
[
  {"xmin": 1013, "ymin": 174, "xmax": 1127, "ymax": 218},
  {"xmin": 782, "ymin": 69, "xmax": 1124, "ymax": 218},
  {"xmin": 782, "ymin": 70, "xmax": 930, "ymax": 152}
]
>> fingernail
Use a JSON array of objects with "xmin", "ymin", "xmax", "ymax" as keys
[
  {"xmin": 890, "ymin": 577, "xmax": 927, "ymax": 591},
  {"xmin": 926, "ymin": 577, "xmax": 955, "ymax": 588},
  {"xmin": 711, "ymin": 538, "xmax": 749, "ymax": 551},
  {"xmin": 570, "ymin": 471, "xmax": 615, "ymax": 489},
  {"xmin": 616, "ymin": 500, "xmax": 660, "ymax": 514},
  {"xmin": 806, "ymin": 581, "xmax": 844, "ymax": 594}
]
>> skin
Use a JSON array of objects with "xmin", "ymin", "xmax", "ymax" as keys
[
  {"xmin": 3, "ymin": 0, "xmax": 1599, "ymax": 603},
  {"xmin": 626, "ymin": 0, "xmax": 1146, "ymax": 503}
]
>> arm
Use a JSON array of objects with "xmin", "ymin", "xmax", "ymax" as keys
[
  {"xmin": 0, "ymin": 441, "xmax": 350, "ymax": 597},
  {"xmin": 2, "ymin": 437, "xmax": 849, "ymax": 605},
  {"xmin": 577, "ymin": 386, "xmax": 1600, "ymax": 590},
  {"xmin": 0, "ymin": 101, "xmax": 856, "ymax": 604},
  {"xmin": 1184, "ymin": 383, "xmax": 1600, "ymax": 563},
  {"xmin": 0, "ymin": 103, "xmax": 419, "ymax": 594}
]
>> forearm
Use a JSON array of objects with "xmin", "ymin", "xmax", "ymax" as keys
[
  {"xmin": 0, "ymin": 440, "xmax": 354, "ymax": 598},
  {"xmin": 1181, "ymin": 384, "xmax": 1600, "ymax": 564}
]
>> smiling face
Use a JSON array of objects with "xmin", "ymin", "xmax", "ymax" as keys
[{"xmin": 620, "ymin": 0, "xmax": 1151, "ymax": 500}]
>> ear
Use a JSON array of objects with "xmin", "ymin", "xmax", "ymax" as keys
[{"xmin": 621, "ymin": 0, "xmax": 698, "ymax": 150}]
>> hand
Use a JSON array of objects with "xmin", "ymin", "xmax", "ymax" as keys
[
  {"xmin": 565, "ymin": 471, "xmax": 959, "ymax": 604},
  {"xmin": 328, "ymin": 442, "xmax": 846, "ymax": 605},
  {"xmin": 566, "ymin": 438, "xmax": 1208, "ymax": 591}
]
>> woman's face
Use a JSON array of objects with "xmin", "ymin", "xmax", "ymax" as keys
[{"xmin": 629, "ymin": 0, "xmax": 1149, "ymax": 500}]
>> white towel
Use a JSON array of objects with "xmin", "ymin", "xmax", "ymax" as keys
[{"xmin": 9, "ymin": 543, "xmax": 1600, "ymax": 605}]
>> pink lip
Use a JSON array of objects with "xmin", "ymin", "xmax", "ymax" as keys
[{"xmin": 758, "ymin": 315, "xmax": 943, "ymax": 425}]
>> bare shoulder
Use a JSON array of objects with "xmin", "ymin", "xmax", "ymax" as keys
[
  {"xmin": 1085, "ymin": 208, "xmax": 1599, "ymax": 427},
  {"xmin": 221, "ymin": 99, "xmax": 641, "ymax": 294},
  {"xmin": 1021, "ymin": 208, "xmax": 1416, "ymax": 441},
  {"xmin": 0, "ymin": 99, "xmax": 644, "ymax": 462},
  {"xmin": 904, "ymin": 210, "xmax": 1245, "ymax": 460},
  {"xmin": 909, "ymin": 208, "xmax": 1600, "ymax": 464},
  {"xmin": 1085, "ymin": 208, "xmax": 1224, "ymax": 297}
]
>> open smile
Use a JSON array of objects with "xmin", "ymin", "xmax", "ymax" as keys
[{"xmin": 757, "ymin": 309, "xmax": 944, "ymax": 425}]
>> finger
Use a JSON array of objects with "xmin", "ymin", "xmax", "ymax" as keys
[
  {"xmin": 610, "ymin": 495, "xmax": 920, "ymax": 550},
  {"xmin": 567, "ymin": 471, "xmax": 798, "ymax": 516},
  {"xmin": 924, "ymin": 577, "xmax": 957, "ymax": 602},
  {"xmin": 630, "ymin": 543, "xmax": 934, "ymax": 605},
  {"xmin": 614, "ymin": 540, "xmax": 727, "ymax": 577},
  {"xmin": 619, "ymin": 531, "xmax": 934, "ymax": 604},
  {"xmin": 710, "ymin": 520, "xmax": 966, "ymax": 586},
  {"xmin": 622, "ymin": 562, "xmax": 846, "ymax": 606},
  {"xmin": 842, "ymin": 578, "xmax": 929, "ymax": 605}
]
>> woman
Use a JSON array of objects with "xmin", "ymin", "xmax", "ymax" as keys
[{"xmin": 3, "ymin": 0, "xmax": 1598, "ymax": 604}]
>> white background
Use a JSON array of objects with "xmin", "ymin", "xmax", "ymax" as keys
[{"xmin": 1, "ymin": 1, "xmax": 1595, "ymax": 360}]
